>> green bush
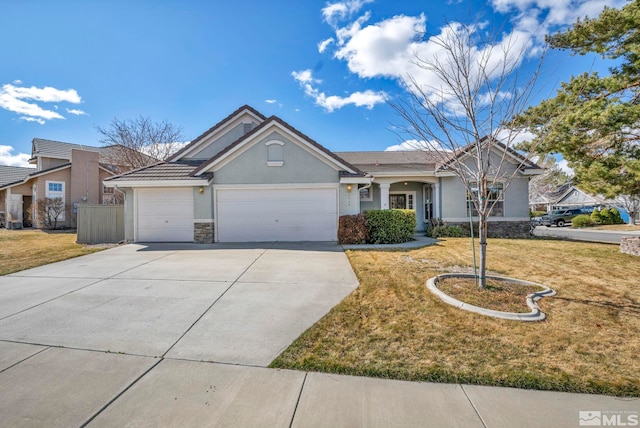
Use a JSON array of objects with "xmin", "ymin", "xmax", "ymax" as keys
[
  {"xmin": 591, "ymin": 209, "xmax": 603, "ymax": 224},
  {"xmin": 429, "ymin": 225, "xmax": 466, "ymax": 237},
  {"xmin": 571, "ymin": 214, "xmax": 595, "ymax": 228},
  {"xmin": 338, "ymin": 214, "xmax": 369, "ymax": 244},
  {"xmin": 610, "ymin": 207, "xmax": 625, "ymax": 224},
  {"xmin": 530, "ymin": 210, "xmax": 547, "ymax": 218},
  {"xmin": 365, "ymin": 209, "xmax": 416, "ymax": 244},
  {"xmin": 600, "ymin": 208, "xmax": 613, "ymax": 224}
]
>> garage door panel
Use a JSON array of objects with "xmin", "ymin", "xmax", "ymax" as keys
[
  {"xmin": 137, "ymin": 188, "xmax": 194, "ymax": 242},
  {"xmin": 216, "ymin": 188, "xmax": 337, "ymax": 242}
]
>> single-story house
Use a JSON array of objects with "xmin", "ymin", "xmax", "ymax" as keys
[
  {"xmin": 530, "ymin": 182, "xmax": 607, "ymax": 213},
  {"xmin": 0, "ymin": 139, "xmax": 128, "ymax": 229},
  {"xmin": 105, "ymin": 105, "xmax": 542, "ymax": 243}
]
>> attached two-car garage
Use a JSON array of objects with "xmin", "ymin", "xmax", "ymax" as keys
[
  {"xmin": 135, "ymin": 186, "xmax": 338, "ymax": 242},
  {"xmin": 216, "ymin": 187, "xmax": 338, "ymax": 242}
]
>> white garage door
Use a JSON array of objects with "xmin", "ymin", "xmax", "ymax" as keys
[
  {"xmin": 216, "ymin": 187, "xmax": 337, "ymax": 242},
  {"xmin": 136, "ymin": 188, "xmax": 194, "ymax": 242}
]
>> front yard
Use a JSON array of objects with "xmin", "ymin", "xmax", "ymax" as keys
[
  {"xmin": 0, "ymin": 229, "xmax": 102, "ymax": 276},
  {"xmin": 271, "ymin": 238, "xmax": 640, "ymax": 397}
]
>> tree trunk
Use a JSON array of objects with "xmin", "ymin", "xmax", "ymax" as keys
[{"xmin": 478, "ymin": 215, "xmax": 488, "ymax": 289}]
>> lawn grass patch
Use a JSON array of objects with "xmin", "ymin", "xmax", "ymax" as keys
[
  {"xmin": 271, "ymin": 238, "xmax": 640, "ymax": 397},
  {"xmin": 437, "ymin": 277, "xmax": 543, "ymax": 313},
  {"xmin": 0, "ymin": 229, "xmax": 102, "ymax": 275}
]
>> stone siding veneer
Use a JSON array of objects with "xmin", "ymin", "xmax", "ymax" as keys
[
  {"xmin": 194, "ymin": 222, "xmax": 214, "ymax": 243},
  {"xmin": 620, "ymin": 236, "xmax": 640, "ymax": 256}
]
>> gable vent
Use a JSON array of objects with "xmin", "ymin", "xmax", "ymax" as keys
[{"xmin": 243, "ymin": 123, "xmax": 253, "ymax": 134}]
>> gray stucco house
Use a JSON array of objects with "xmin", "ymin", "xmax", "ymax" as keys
[{"xmin": 105, "ymin": 105, "xmax": 542, "ymax": 243}]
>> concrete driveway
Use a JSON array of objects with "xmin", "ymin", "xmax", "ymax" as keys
[{"xmin": 0, "ymin": 242, "xmax": 359, "ymax": 426}]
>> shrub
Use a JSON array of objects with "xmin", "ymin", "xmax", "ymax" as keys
[
  {"xmin": 591, "ymin": 209, "xmax": 603, "ymax": 224},
  {"xmin": 530, "ymin": 210, "xmax": 546, "ymax": 218},
  {"xmin": 338, "ymin": 214, "xmax": 369, "ymax": 244},
  {"xmin": 365, "ymin": 209, "xmax": 416, "ymax": 244},
  {"xmin": 600, "ymin": 208, "xmax": 613, "ymax": 225},
  {"xmin": 571, "ymin": 214, "xmax": 594, "ymax": 228},
  {"xmin": 610, "ymin": 207, "xmax": 625, "ymax": 224},
  {"xmin": 429, "ymin": 225, "xmax": 466, "ymax": 237}
]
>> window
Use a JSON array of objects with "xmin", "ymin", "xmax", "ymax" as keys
[
  {"xmin": 423, "ymin": 185, "xmax": 433, "ymax": 222},
  {"xmin": 103, "ymin": 185, "xmax": 114, "ymax": 194},
  {"xmin": 389, "ymin": 191, "xmax": 416, "ymax": 210},
  {"xmin": 265, "ymin": 140, "xmax": 284, "ymax": 166},
  {"xmin": 466, "ymin": 182, "xmax": 504, "ymax": 217},
  {"xmin": 359, "ymin": 187, "xmax": 373, "ymax": 201},
  {"xmin": 45, "ymin": 181, "xmax": 65, "ymax": 221}
]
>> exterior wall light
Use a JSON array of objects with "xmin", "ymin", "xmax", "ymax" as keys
[
  {"xmin": 199, "ymin": 186, "xmax": 204, "ymax": 194},
  {"xmin": 346, "ymin": 184, "xmax": 352, "ymax": 193}
]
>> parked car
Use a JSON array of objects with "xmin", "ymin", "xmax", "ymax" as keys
[{"xmin": 540, "ymin": 208, "xmax": 588, "ymax": 227}]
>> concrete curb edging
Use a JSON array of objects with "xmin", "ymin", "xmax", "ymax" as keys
[{"xmin": 426, "ymin": 273, "xmax": 556, "ymax": 322}]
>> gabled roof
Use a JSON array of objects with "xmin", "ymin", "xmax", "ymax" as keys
[
  {"xmin": 336, "ymin": 151, "xmax": 444, "ymax": 173},
  {"xmin": 0, "ymin": 163, "xmax": 71, "ymax": 190},
  {"xmin": 168, "ymin": 105, "xmax": 267, "ymax": 161},
  {"xmin": 0, "ymin": 165, "xmax": 36, "ymax": 188},
  {"xmin": 31, "ymin": 138, "xmax": 103, "ymax": 160},
  {"xmin": 191, "ymin": 115, "xmax": 365, "ymax": 176},
  {"xmin": 437, "ymin": 136, "xmax": 540, "ymax": 173},
  {"xmin": 104, "ymin": 160, "xmax": 212, "ymax": 184}
]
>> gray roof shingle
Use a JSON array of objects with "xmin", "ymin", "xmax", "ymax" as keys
[
  {"xmin": 105, "ymin": 161, "xmax": 210, "ymax": 182},
  {"xmin": 335, "ymin": 151, "xmax": 446, "ymax": 173},
  {"xmin": 0, "ymin": 165, "xmax": 37, "ymax": 188},
  {"xmin": 32, "ymin": 138, "xmax": 103, "ymax": 159}
]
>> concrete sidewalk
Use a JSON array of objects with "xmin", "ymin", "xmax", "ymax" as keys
[{"xmin": 0, "ymin": 343, "xmax": 637, "ymax": 427}]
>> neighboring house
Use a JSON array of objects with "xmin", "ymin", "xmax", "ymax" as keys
[
  {"xmin": 0, "ymin": 139, "xmax": 129, "ymax": 229},
  {"xmin": 105, "ymin": 105, "xmax": 542, "ymax": 243},
  {"xmin": 530, "ymin": 182, "xmax": 606, "ymax": 213}
]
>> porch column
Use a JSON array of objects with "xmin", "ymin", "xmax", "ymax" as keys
[
  {"xmin": 379, "ymin": 183, "xmax": 390, "ymax": 210},
  {"xmin": 433, "ymin": 183, "xmax": 440, "ymax": 218}
]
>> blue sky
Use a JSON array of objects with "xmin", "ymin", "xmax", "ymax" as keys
[{"xmin": 0, "ymin": 0, "xmax": 628, "ymax": 168}]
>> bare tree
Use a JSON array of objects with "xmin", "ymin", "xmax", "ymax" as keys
[
  {"xmin": 96, "ymin": 116, "xmax": 184, "ymax": 169},
  {"xmin": 391, "ymin": 24, "xmax": 543, "ymax": 288},
  {"xmin": 615, "ymin": 195, "xmax": 640, "ymax": 225},
  {"xmin": 36, "ymin": 197, "xmax": 66, "ymax": 230}
]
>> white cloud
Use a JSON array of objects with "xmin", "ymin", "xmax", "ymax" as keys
[
  {"xmin": 301, "ymin": 0, "xmax": 621, "ymax": 118},
  {"xmin": 318, "ymin": 37, "xmax": 335, "ymax": 53},
  {"xmin": 12, "ymin": 79, "xmax": 22, "ymax": 85},
  {"xmin": 385, "ymin": 138, "xmax": 451, "ymax": 152},
  {"xmin": 322, "ymin": 0, "xmax": 373, "ymax": 26},
  {"xmin": 66, "ymin": 108, "xmax": 87, "ymax": 116},
  {"xmin": 0, "ymin": 83, "xmax": 83, "ymax": 123},
  {"xmin": 0, "ymin": 145, "xmax": 31, "ymax": 167},
  {"xmin": 557, "ymin": 158, "xmax": 574, "ymax": 176},
  {"xmin": 19, "ymin": 116, "xmax": 45, "ymax": 125},
  {"xmin": 292, "ymin": 69, "xmax": 386, "ymax": 112},
  {"xmin": 265, "ymin": 99, "xmax": 277, "ymax": 104}
]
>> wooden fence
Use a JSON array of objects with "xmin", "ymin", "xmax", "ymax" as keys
[{"xmin": 77, "ymin": 204, "xmax": 124, "ymax": 244}]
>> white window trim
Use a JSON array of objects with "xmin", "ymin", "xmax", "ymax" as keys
[
  {"xmin": 359, "ymin": 186, "xmax": 373, "ymax": 202},
  {"xmin": 45, "ymin": 180, "xmax": 66, "ymax": 221},
  {"xmin": 466, "ymin": 181, "xmax": 505, "ymax": 218},
  {"xmin": 389, "ymin": 191, "xmax": 416, "ymax": 210},
  {"xmin": 265, "ymin": 139, "xmax": 285, "ymax": 167},
  {"xmin": 423, "ymin": 184, "xmax": 434, "ymax": 222}
]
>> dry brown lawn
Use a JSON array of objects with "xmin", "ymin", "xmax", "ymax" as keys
[
  {"xmin": 0, "ymin": 229, "xmax": 102, "ymax": 275},
  {"xmin": 271, "ymin": 238, "xmax": 640, "ymax": 396}
]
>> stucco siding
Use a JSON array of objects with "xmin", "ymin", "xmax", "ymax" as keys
[
  {"xmin": 186, "ymin": 123, "xmax": 252, "ymax": 160},
  {"xmin": 441, "ymin": 177, "xmax": 468, "ymax": 219},
  {"xmin": 339, "ymin": 184, "xmax": 360, "ymax": 216},
  {"xmin": 504, "ymin": 176, "xmax": 530, "ymax": 217},
  {"xmin": 193, "ymin": 185, "xmax": 214, "ymax": 220},
  {"xmin": 213, "ymin": 131, "xmax": 339, "ymax": 185}
]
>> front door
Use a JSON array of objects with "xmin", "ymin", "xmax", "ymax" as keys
[{"xmin": 389, "ymin": 194, "xmax": 406, "ymax": 209}]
